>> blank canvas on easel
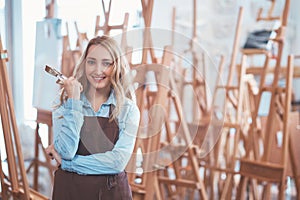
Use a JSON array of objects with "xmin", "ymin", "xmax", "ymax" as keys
[{"xmin": 32, "ymin": 18, "xmax": 62, "ymax": 111}]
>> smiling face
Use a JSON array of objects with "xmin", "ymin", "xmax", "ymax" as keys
[
  {"xmin": 85, "ymin": 44, "xmax": 114, "ymax": 93},
  {"xmin": 72, "ymin": 35, "xmax": 132, "ymax": 119}
]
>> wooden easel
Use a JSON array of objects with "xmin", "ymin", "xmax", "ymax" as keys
[
  {"xmin": 209, "ymin": 7, "xmax": 247, "ymax": 200},
  {"xmin": 94, "ymin": 0, "xmax": 129, "ymax": 51},
  {"xmin": 127, "ymin": 46, "xmax": 173, "ymax": 200},
  {"xmin": 0, "ymin": 35, "xmax": 48, "ymax": 199},
  {"xmin": 61, "ymin": 21, "xmax": 89, "ymax": 77},
  {"xmin": 241, "ymin": 0, "xmax": 290, "ymax": 162},
  {"xmin": 126, "ymin": 0, "xmax": 157, "ymax": 68},
  {"xmin": 126, "ymin": 2, "xmax": 174, "ymax": 198},
  {"xmin": 235, "ymin": 1, "xmax": 293, "ymax": 198},
  {"xmin": 174, "ymin": 0, "xmax": 209, "ymax": 124},
  {"xmin": 288, "ymin": 55, "xmax": 300, "ymax": 199},
  {"xmin": 237, "ymin": 54, "xmax": 294, "ymax": 199},
  {"xmin": 45, "ymin": 0, "xmax": 55, "ymax": 19},
  {"xmin": 26, "ymin": 3, "xmax": 62, "ymax": 193},
  {"xmin": 207, "ymin": 55, "xmax": 248, "ymax": 200},
  {"xmin": 26, "ymin": 109, "xmax": 56, "ymax": 191},
  {"xmin": 157, "ymin": 68, "xmax": 211, "ymax": 200},
  {"xmin": 288, "ymin": 111, "xmax": 300, "ymax": 199},
  {"xmin": 140, "ymin": 0, "xmax": 157, "ymax": 64},
  {"xmin": 256, "ymin": 0, "xmax": 281, "ymax": 22},
  {"xmin": 128, "ymin": 18, "xmax": 209, "ymax": 199},
  {"xmin": 151, "ymin": 3, "xmax": 245, "ymax": 200},
  {"xmin": 172, "ymin": 6, "xmax": 246, "ymax": 199},
  {"xmin": 127, "ymin": 46, "xmax": 208, "ymax": 200}
]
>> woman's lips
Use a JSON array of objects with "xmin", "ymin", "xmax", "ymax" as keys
[{"xmin": 92, "ymin": 75, "xmax": 106, "ymax": 82}]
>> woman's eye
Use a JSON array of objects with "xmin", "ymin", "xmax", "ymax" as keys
[
  {"xmin": 102, "ymin": 62, "xmax": 112, "ymax": 67},
  {"xmin": 87, "ymin": 60, "xmax": 96, "ymax": 65}
]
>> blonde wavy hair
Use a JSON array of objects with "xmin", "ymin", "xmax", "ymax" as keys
[{"xmin": 59, "ymin": 35, "xmax": 134, "ymax": 121}]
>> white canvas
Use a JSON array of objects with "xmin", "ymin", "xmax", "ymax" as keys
[{"xmin": 32, "ymin": 18, "xmax": 62, "ymax": 111}]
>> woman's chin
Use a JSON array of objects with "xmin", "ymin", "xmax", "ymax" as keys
[{"xmin": 92, "ymin": 82, "xmax": 110, "ymax": 90}]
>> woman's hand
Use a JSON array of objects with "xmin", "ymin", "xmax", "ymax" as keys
[
  {"xmin": 63, "ymin": 77, "xmax": 83, "ymax": 100},
  {"xmin": 46, "ymin": 144, "xmax": 62, "ymax": 166}
]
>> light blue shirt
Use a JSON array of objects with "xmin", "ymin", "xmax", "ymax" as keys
[{"xmin": 53, "ymin": 91, "xmax": 140, "ymax": 175}]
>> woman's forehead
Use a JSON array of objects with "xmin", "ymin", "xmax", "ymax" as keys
[{"xmin": 87, "ymin": 45, "xmax": 112, "ymax": 59}]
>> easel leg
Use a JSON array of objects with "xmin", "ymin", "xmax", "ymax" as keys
[
  {"xmin": 33, "ymin": 123, "xmax": 40, "ymax": 191},
  {"xmin": 0, "ymin": 155, "xmax": 9, "ymax": 200}
]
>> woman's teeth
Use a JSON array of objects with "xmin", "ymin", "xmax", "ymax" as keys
[{"xmin": 93, "ymin": 76, "xmax": 105, "ymax": 81}]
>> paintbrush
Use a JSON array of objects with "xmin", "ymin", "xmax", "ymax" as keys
[{"xmin": 44, "ymin": 65, "xmax": 67, "ymax": 85}]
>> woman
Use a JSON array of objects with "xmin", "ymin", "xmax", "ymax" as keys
[{"xmin": 46, "ymin": 35, "xmax": 140, "ymax": 200}]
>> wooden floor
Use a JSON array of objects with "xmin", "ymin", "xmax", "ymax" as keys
[{"xmin": 1, "ymin": 159, "xmax": 299, "ymax": 199}]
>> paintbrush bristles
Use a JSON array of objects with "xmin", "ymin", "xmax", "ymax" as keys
[
  {"xmin": 45, "ymin": 65, "xmax": 60, "ymax": 76},
  {"xmin": 44, "ymin": 65, "xmax": 66, "ymax": 83}
]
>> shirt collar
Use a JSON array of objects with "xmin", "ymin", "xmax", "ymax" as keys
[{"xmin": 81, "ymin": 89, "xmax": 116, "ymax": 108}]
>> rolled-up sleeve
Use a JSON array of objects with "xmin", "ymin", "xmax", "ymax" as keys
[
  {"xmin": 53, "ymin": 98, "xmax": 84, "ymax": 160},
  {"xmin": 61, "ymin": 101, "xmax": 140, "ymax": 174}
]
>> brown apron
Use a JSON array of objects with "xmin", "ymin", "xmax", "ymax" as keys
[{"xmin": 52, "ymin": 106, "xmax": 133, "ymax": 200}]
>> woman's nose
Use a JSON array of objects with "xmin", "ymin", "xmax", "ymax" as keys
[{"xmin": 95, "ymin": 63, "xmax": 105, "ymax": 72}]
